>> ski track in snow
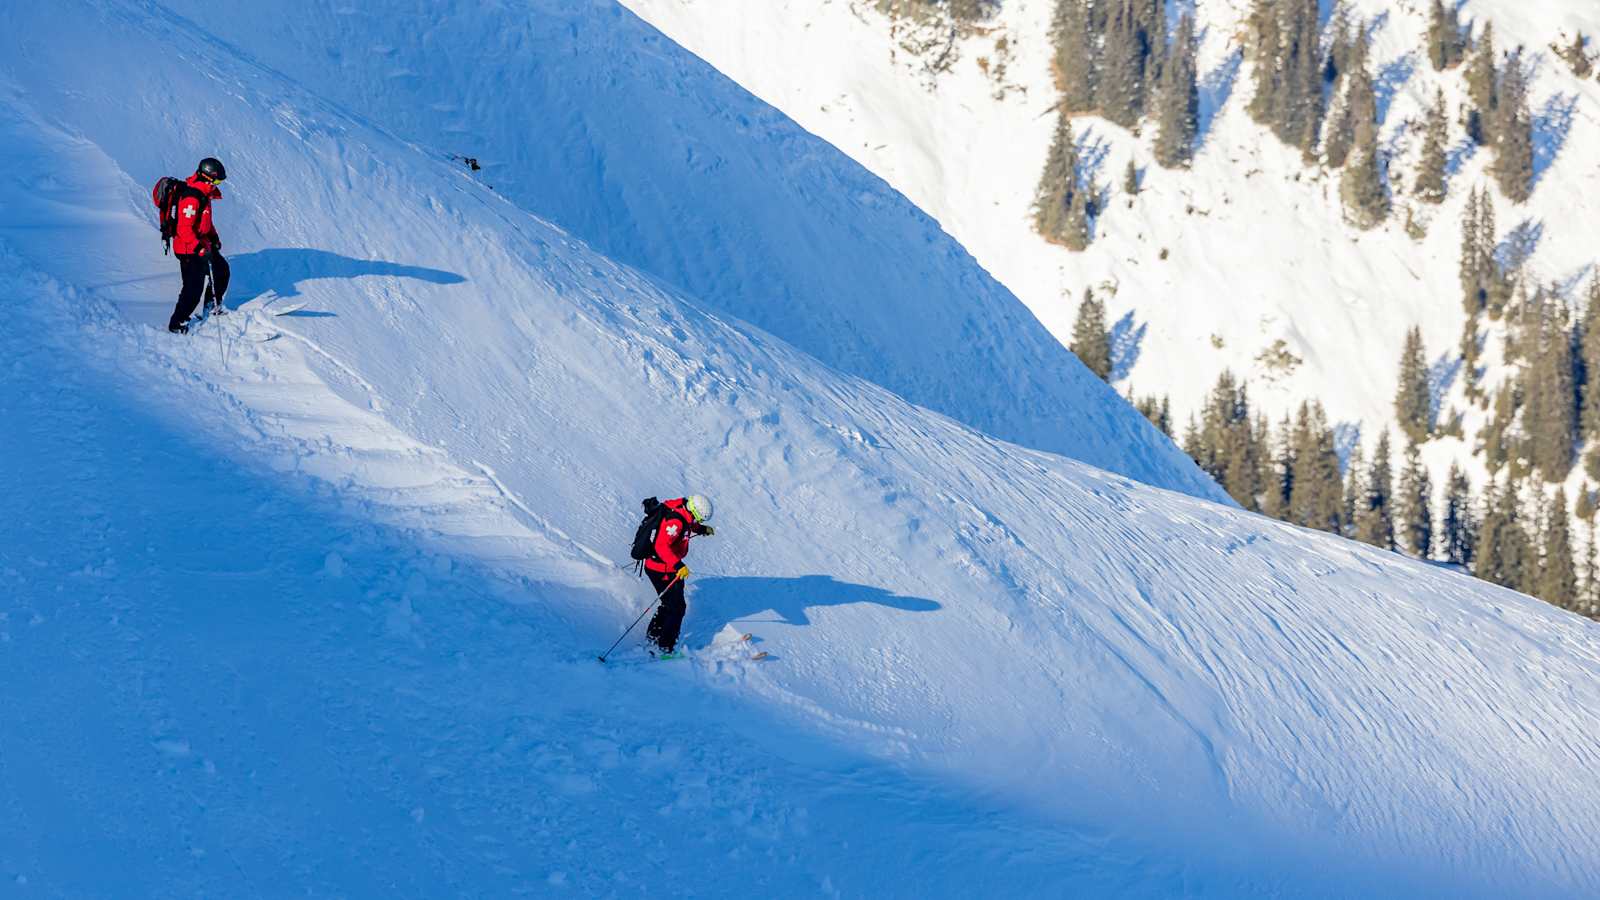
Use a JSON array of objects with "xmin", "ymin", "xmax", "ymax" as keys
[{"xmin": 3, "ymin": 2, "xmax": 1600, "ymax": 896}]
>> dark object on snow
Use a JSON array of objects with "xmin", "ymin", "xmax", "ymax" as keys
[
  {"xmin": 197, "ymin": 156, "xmax": 227, "ymax": 182},
  {"xmin": 170, "ymin": 252, "xmax": 230, "ymax": 333},
  {"xmin": 629, "ymin": 497, "xmax": 670, "ymax": 565}
]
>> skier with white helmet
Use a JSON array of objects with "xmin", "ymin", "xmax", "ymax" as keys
[{"xmin": 639, "ymin": 494, "xmax": 715, "ymax": 658}]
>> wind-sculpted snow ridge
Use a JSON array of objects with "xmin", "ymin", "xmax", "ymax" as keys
[
  {"xmin": 3, "ymin": 2, "xmax": 1600, "ymax": 896},
  {"xmin": 144, "ymin": 0, "xmax": 1220, "ymax": 501}
]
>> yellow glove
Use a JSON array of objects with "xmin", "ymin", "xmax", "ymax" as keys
[{"xmin": 675, "ymin": 565, "xmax": 690, "ymax": 580}]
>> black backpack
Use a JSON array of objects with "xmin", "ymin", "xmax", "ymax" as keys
[
  {"xmin": 151, "ymin": 176, "xmax": 207, "ymax": 255},
  {"xmin": 629, "ymin": 497, "xmax": 673, "ymax": 568}
]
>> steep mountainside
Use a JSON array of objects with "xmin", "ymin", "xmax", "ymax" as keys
[
  {"xmin": 3, "ymin": 1, "xmax": 1600, "ymax": 896},
  {"xmin": 624, "ymin": 0, "xmax": 1600, "ymax": 481},
  {"xmin": 150, "ymin": 0, "xmax": 1218, "ymax": 500}
]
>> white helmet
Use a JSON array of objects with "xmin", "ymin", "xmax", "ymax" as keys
[{"xmin": 686, "ymin": 494, "xmax": 714, "ymax": 523}]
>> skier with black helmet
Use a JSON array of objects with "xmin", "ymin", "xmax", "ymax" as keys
[
  {"xmin": 641, "ymin": 494, "xmax": 715, "ymax": 658},
  {"xmin": 163, "ymin": 157, "xmax": 229, "ymax": 334}
]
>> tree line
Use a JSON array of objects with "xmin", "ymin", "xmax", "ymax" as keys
[{"xmin": 1034, "ymin": 0, "xmax": 1200, "ymax": 249}]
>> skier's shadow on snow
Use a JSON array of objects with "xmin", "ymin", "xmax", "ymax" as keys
[
  {"xmin": 688, "ymin": 575, "xmax": 939, "ymax": 651},
  {"xmin": 225, "ymin": 248, "xmax": 465, "ymax": 308}
]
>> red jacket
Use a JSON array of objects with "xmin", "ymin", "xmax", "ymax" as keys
[
  {"xmin": 644, "ymin": 498, "xmax": 703, "ymax": 573},
  {"xmin": 172, "ymin": 174, "xmax": 222, "ymax": 257}
]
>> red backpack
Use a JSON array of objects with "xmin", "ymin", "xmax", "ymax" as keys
[{"xmin": 151, "ymin": 176, "xmax": 207, "ymax": 255}]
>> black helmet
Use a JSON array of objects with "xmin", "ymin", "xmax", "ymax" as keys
[{"xmin": 197, "ymin": 157, "xmax": 227, "ymax": 182}]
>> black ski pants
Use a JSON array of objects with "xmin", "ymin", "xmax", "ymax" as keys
[
  {"xmin": 169, "ymin": 252, "xmax": 230, "ymax": 330},
  {"xmin": 645, "ymin": 568, "xmax": 687, "ymax": 653}
]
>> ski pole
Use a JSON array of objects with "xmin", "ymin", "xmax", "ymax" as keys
[
  {"xmin": 207, "ymin": 255, "xmax": 227, "ymax": 368},
  {"xmin": 598, "ymin": 571, "xmax": 682, "ymax": 663}
]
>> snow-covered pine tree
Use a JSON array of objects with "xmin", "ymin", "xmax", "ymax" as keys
[
  {"xmin": 1261, "ymin": 413, "xmax": 1295, "ymax": 521},
  {"xmin": 1585, "ymin": 517, "xmax": 1600, "ymax": 617},
  {"xmin": 1492, "ymin": 50, "xmax": 1534, "ymax": 204},
  {"xmin": 1459, "ymin": 187, "xmax": 1484, "ymax": 313},
  {"xmin": 1340, "ymin": 112, "xmax": 1389, "ymax": 228},
  {"xmin": 1034, "ymin": 111, "xmax": 1083, "ymax": 246},
  {"xmin": 1460, "ymin": 316, "xmax": 1482, "ymax": 398},
  {"xmin": 1581, "ymin": 279, "xmax": 1600, "ymax": 440},
  {"xmin": 1064, "ymin": 181, "xmax": 1092, "ymax": 250},
  {"xmin": 1246, "ymin": 0, "xmax": 1281, "ymax": 125},
  {"xmin": 1540, "ymin": 487, "xmax": 1579, "ymax": 609},
  {"xmin": 1324, "ymin": 27, "xmax": 1373, "ymax": 170},
  {"xmin": 1524, "ymin": 294, "xmax": 1577, "ymax": 482},
  {"xmin": 1414, "ymin": 89, "xmax": 1449, "ymax": 204},
  {"xmin": 1290, "ymin": 401, "xmax": 1344, "ymax": 533},
  {"xmin": 1342, "ymin": 442, "xmax": 1366, "ymax": 538},
  {"xmin": 1099, "ymin": 1, "xmax": 1146, "ymax": 129},
  {"xmin": 1395, "ymin": 326, "xmax": 1432, "ymax": 442},
  {"xmin": 1070, "ymin": 287, "xmax": 1113, "ymax": 379},
  {"xmin": 1396, "ymin": 439, "xmax": 1434, "ymax": 559},
  {"xmin": 1153, "ymin": 12, "xmax": 1198, "ymax": 168},
  {"xmin": 1052, "ymin": 0, "xmax": 1096, "ymax": 113},
  {"xmin": 1354, "ymin": 430, "xmax": 1396, "ymax": 550},
  {"xmin": 1442, "ymin": 462, "xmax": 1477, "ymax": 566},
  {"xmin": 1426, "ymin": 0, "xmax": 1466, "ymax": 71},
  {"xmin": 1476, "ymin": 477, "xmax": 1532, "ymax": 592},
  {"xmin": 1464, "ymin": 21, "xmax": 1498, "ymax": 146}
]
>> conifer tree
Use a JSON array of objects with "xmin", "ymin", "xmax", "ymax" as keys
[
  {"xmin": 1035, "ymin": 112, "xmax": 1085, "ymax": 247},
  {"xmin": 1323, "ymin": 27, "xmax": 1374, "ymax": 170},
  {"xmin": 1396, "ymin": 440, "xmax": 1434, "ymax": 559},
  {"xmin": 1492, "ymin": 50, "xmax": 1535, "ymax": 204},
  {"xmin": 1525, "ymin": 295, "xmax": 1577, "ymax": 482},
  {"xmin": 1153, "ymin": 12, "xmax": 1199, "ymax": 168},
  {"xmin": 1247, "ymin": 0, "xmax": 1324, "ymax": 151},
  {"xmin": 1124, "ymin": 159, "xmax": 1140, "ymax": 195},
  {"xmin": 1283, "ymin": 1, "xmax": 1325, "ymax": 156},
  {"xmin": 1064, "ymin": 182, "xmax": 1092, "ymax": 251},
  {"xmin": 1476, "ymin": 478, "xmax": 1531, "ymax": 592},
  {"xmin": 1325, "ymin": 6, "xmax": 1354, "ymax": 86},
  {"xmin": 1100, "ymin": 1, "xmax": 1146, "ymax": 129},
  {"xmin": 1070, "ymin": 288, "xmax": 1113, "ymax": 380},
  {"xmin": 1189, "ymin": 371, "xmax": 1265, "ymax": 509},
  {"xmin": 1464, "ymin": 22, "xmax": 1498, "ymax": 146},
  {"xmin": 1585, "ymin": 518, "xmax": 1600, "ymax": 616},
  {"xmin": 1261, "ymin": 414, "xmax": 1295, "ymax": 521},
  {"xmin": 1246, "ymin": 0, "xmax": 1282, "ymax": 126},
  {"xmin": 1354, "ymin": 430, "xmax": 1396, "ymax": 550},
  {"xmin": 1581, "ymin": 279, "xmax": 1600, "ymax": 439},
  {"xmin": 1425, "ymin": 0, "xmax": 1466, "ymax": 71},
  {"xmin": 1482, "ymin": 384, "xmax": 1519, "ymax": 473},
  {"xmin": 1540, "ymin": 487, "xmax": 1579, "ymax": 608},
  {"xmin": 1342, "ymin": 442, "xmax": 1365, "ymax": 537},
  {"xmin": 1459, "ymin": 187, "xmax": 1484, "ymax": 313},
  {"xmin": 1340, "ymin": 113, "xmax": 1389, "ymax": 228},
  {"xmin": 1289, "ymin": 402, "xmax": 1343, "ymax": 533},
  {"xmin": 1414, "ymin": 89, "xmax": 1449, "ymax": 204},
  {"xmin": 1395, "ymin": 326, "xmax": 1432, "ymax": 442},
  {"xmin": 1053, "ymin": 0, "xmax": 1096, "ymax": 113},
  {"xmin": 1460, "ymin": 317, "xmax": 1482, "ymax": 398},
  {"xmin": 1442, "ymin": 462, "xmax": 1477, "ymax": 566}
]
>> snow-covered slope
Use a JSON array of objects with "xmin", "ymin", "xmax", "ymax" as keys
[
  {"xmin": 5, "ymin": 1, "xmax": 1600, "ymax": 896},
  {"xmin": 141, "ymin": 0, "xmax": 1217, "ymax": 501},
  {"xmin": 623, "ymin": 0, "xmax": 1600, "ymax": 471}
]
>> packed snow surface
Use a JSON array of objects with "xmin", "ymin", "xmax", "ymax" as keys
[{"xmin": 3, "ymin": 1, "xmax": 1600, "ymax": 896}]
